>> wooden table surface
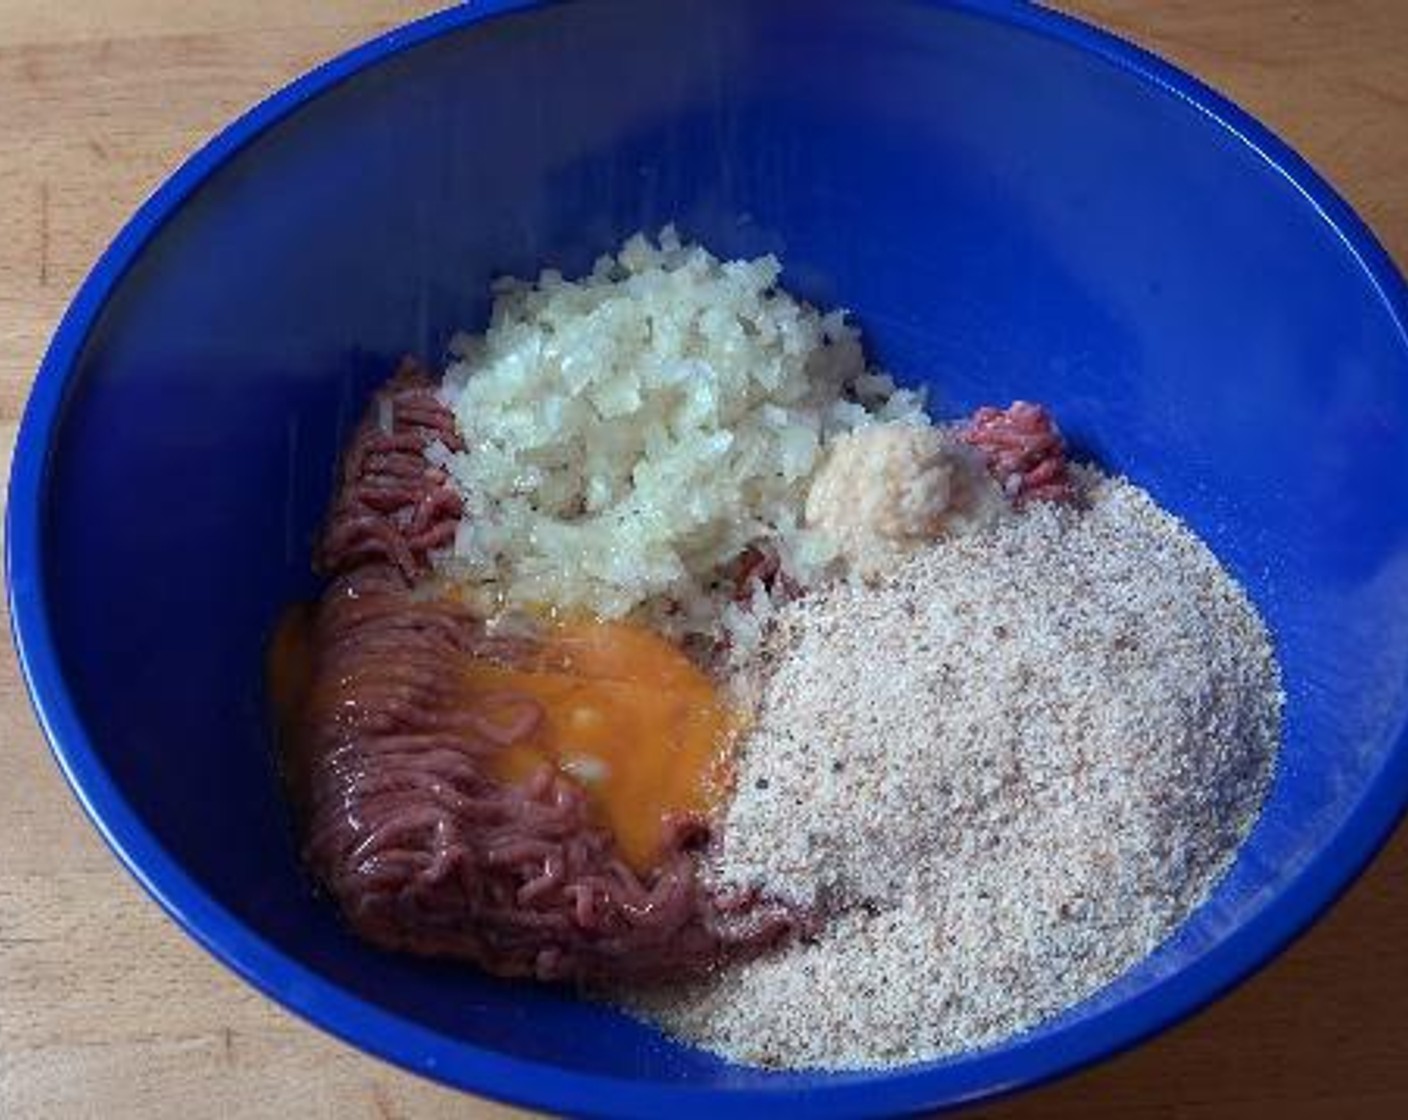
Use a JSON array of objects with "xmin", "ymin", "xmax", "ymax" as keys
[{"xmin": 1, "ymin": 2, "xmax": 1405, "ymax": 1116}]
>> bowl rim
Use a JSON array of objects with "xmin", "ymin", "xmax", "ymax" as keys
[{"xmin": 7, "ymin": 1, "xmax": 1408, "ymax": 1116}]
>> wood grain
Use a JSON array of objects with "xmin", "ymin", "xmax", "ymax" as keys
[{"xmin": 1, "ymin": 2, "xmax": 1404, "ymax": 1117}]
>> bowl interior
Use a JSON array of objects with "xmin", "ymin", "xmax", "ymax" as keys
[{"xmin": 22, "ymin": 0, "xmax": 1408, "ymax": 1110}]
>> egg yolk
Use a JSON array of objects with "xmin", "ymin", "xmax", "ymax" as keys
[{"xmin": 466, "ymin": 619, "xmax": 735, "ymax": 871}]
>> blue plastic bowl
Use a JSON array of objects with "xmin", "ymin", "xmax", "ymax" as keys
[{"xmin": 9, "ymin": 1, "xmax": 1408, "ymax": 1116}]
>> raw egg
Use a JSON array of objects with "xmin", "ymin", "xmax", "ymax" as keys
[{"xmin": 466, "ymin": 619, "xmax": 735, "ymax": 870}]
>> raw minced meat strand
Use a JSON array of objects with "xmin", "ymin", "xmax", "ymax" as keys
[
  {"xmin": 317, "ymin": 357, "xmax": 465, "ymax": 580},
  {"xmin": 961, "ymin": 400, "xmax": 1076, "ymax": 504}
]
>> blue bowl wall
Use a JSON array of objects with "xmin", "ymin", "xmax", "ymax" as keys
[{"xmin": 12, "ymin": 0, "xmax": 1408, "ymax": 1115}]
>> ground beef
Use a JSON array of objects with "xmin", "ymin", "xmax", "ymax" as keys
[
  {"xmin": 726, "ymin": 542, "xmax": 802, "ymax": 604},
  {"xmin": 287, "ymin": 360, "xmax": 798, "ymax": 982},
  {"xmin": 316, "ymin": 357, "xmax": 464, "ymax": 580},
  {"xmin": 961, "ymin": 401, "xmax": 1076, "ymax": 504}
]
